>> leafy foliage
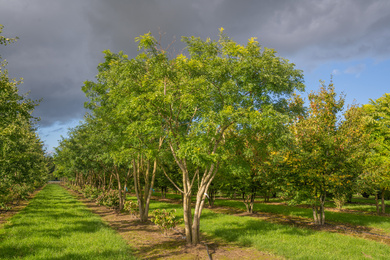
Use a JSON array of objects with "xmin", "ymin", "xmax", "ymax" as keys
[
  {"xmin": 123, "ymin": 200, "xmax": 139, "ymax": 217},
  {"xmin": 362, "ymin": 93, "xmax": 390, "ymax": 213},
  {"xmin": 151, "ymin": 209, "xmax": 181, "ymax": 236},
  {"xmin": 96, "ymin": 190, "xmax": 120, "ymax": 208},
  {"xmin": 284, "ymin": 82, "xmax": 369, "ymax": 224},
  {"xmin": 0, "ymin": 25, "xmax": 47, "ymax": 210}
]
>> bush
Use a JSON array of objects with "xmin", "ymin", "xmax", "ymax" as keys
[
  {"xmin": 82, "ymin": 185, "xmax": 101, "ymax": 199},
  {"xmin": 67, "ymin": 184, "xmax": 82, "ymax": 193},
  {"xmin": 95, "ymin": 190, "xmax": 119, "ymax": 208},
  {"xmin": 9, "ymin": 184, "xmax": 31, "ymax": 205},
  {"xmin": 123, "ymin": 200, "xmax": 139, "ymax": 217},
  {"xmin": 82, "ymin": 185, "xmax": 93, "ymax": 197},
  {"xmin": 0, "ymin": 202, "xmax": 11, "ymax": 212},
  {"xmin": 151, "ymin": 209, "xmax": 180, "ymax": 236}
]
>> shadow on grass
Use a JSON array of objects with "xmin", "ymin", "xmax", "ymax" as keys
[
  {"xmin": 200, "ymin": 216, "xmax": 313, "ymax": 247},
  {"xmin": 0, "ymin": 243, "xmax": 60, "ymax": 259},
  {"xmin": 44, "ymin": 250, "xmax": 135, "ymax": 260},
  {"xmin": 215, "ymin": 198, "xmax": 390, "ymax": 232},
  {"xmin": 0, "ymin": 244, "xmax": 134, "ymax": 260}
]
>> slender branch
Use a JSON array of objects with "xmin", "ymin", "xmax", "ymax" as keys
[
  {"xmin": 160, "ymin": 162, "xmax": 184, "ymax": 194},
  {"xmin": 189, "ymin": 168, "xmax": 199, "ymax": 191}
]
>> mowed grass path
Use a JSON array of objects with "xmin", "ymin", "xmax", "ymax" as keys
[{"xmin": 0, "ymin": 184, "xmax": 136, "ymax": 260}]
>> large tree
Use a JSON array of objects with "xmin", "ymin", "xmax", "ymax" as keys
[
  {"xmin": 75, "ymin": 29, "xmax": 304, "ymax": 244},
  {"xmin": 128, "ymin": 29, "xmax": 304, "ymax": 244}
]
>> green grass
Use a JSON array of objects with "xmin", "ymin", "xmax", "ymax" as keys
[
  {"xmin": 212, "ymin": 199, "xmax": 390, "ymax": 234},
  {"xmin": 149, "ymin": 192, "xmax": 390, "ymax": 233},
  {"xmin": 0, "ymin": 184, "xmax": 136, "ymax": 260},
  {"xmin": 146, "ymin": 200, "xmax": 390, "ymax": 260}
]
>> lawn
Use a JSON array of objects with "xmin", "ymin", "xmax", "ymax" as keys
[
  {"xmin": 146, "ymin": 199, "xmax": 390, "ymax": 259},
  {"xmin": 150, "ymin": 192, "xmax": 390, "ymax": 234},
  {"xmin": 0, "ymin": 184, "xmax": 136, "ymax": 260},
  {"xmin": 212, "ymin": 199, "xmax": 390, "ymax": 234}
]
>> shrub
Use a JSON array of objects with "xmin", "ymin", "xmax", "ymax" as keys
[
  {"xmin": 82, "ymin": 185, "xmax": 93, "ymax": 198},
  {"xmin": 123, "ymin": 200, "xmax": 139, "ymax": 217},
  {"xmin": 9, "ymin": 184, "xmax": 31, "ymax": 205},
  {"xmin": 151, "ymin": 209, "xmax": 180, "ymax": 236},
  {"xmin": 82, "ymin": 185, "xmax": 100, "ymax": 199},
  {"xmin": 95, "ymin": 190, "xmax": 119, "ymax": 208},
  {"xmin": 0, "ymin": 202, "xmax": 11, "ymax": 212},
  {"xmin": 334, "ymin": 194, "xmax": 347, "ymax": 210}
]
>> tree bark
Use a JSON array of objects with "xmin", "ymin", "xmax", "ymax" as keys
[
  {"xmin": 375, "ymin": 192, "xmax": 380, "ymax": 214},
  {"xmin": 133, "ymin": 156, "xmax": 158, "ymax": 222},
  {"xmin": 313, "ymin": 193, "xmax": 326, "ymax": 225},
  {"xmin": 381, "ymin": 189, "xmax": 386, "ymax": 214}
]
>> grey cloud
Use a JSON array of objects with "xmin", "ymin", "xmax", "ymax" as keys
[
  {"xmin": 1, "ymin": 0, "xmax": 390, "ymax": 131},
  {"xmin": 50, "ymin": 127, "xmax": 64, "ymax": 133}
]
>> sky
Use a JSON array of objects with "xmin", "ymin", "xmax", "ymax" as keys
[{"xmin": 1, "ymin": 0, "xmax": 390, "ymax": 154}]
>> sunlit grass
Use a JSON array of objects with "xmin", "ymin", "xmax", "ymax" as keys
[
  {"xmin": 0, "ymin": 184, "xmax": 136, "ymax": 260},
  {"xmin": 212, "ymin": 199, "xmax": 390, "ymax": 234},
  {"xmin": 148, "ymin": 192, "xmax": 390, "ymax": 233},
  {"xmin": 148, "ymin": 200, "xmax": 390, "ymax": 260}
]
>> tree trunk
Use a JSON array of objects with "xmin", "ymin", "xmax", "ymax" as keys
[
  {"xmin": 313, "ymin": 193, "xmax": 326, "ymax": 225},
  {"xmin": 167, "ymin": 138, "xmax": 221, "ymax": 245},
  {"xmin": 320, "ymin": 194, "xmax": 325, "ymax": 225},
  {"xmin": 208, "ymin": 189, "xmax": 216, "ymax": 208},
  {"xmin": 312, "ymin": 205, "xmax": 318, "ymax": 224},
  {"xmin": 381, "ymin": 189, "xmax": 386, "ymax": 214},
  {"xmin": 375, "ymin": 192, "xmax": 380, "ymax": 214},
  {"xmin": 183, "ymin": 192, "xmax": 193, "ymax": 244},
  {"xmin": 114, "ymin": 166, "xmax": 124, "ymax": 211},
  {"xmin": 264, "ymin": 191, "xmax": 270, "ymax": 203},
  {"xmin": 133, "ymin": 157, "xmax": 158, "ymax": 222},
  {"xmin": 242, "ymin": 191, "xmax": 255, "ymax": 213},
  {"xmin": 161, "ymin": 187, "xmax": 166, "ymax": 199}
]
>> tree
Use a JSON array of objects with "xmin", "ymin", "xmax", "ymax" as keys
[
  {"xmin": 73, "ymin": 28, "xmax": 304, "ymax": 244},
  {"xmin": 285, "ymin": 82, "xmax": 368, "ymax": 224},
  {"xmin": 82, "ymin": 50, "xmax": 163, "ymax": 221},
  {"xmin": 131, "ymin": 29, "xmax": 304, "ymax": 244},
  {"xmin": 0, "ymin": 25, "xmax": 47, "ymax": 209},
  {"xmin": 362, "ymin": 93, "xmax": 390, "ymax": 214}
]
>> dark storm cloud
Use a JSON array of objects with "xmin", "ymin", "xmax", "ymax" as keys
[
  {"xmin": 84, "ymin": 0, "xmax": 390, "ymax": 61},
  {"xmin": 1, "ymin": 0, "xmax": 390, "ymax": 130}
]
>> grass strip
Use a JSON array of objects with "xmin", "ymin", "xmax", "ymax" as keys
[
  {"xmin": 145, "ymin": 200, "xmax": 390, "ymax": 259},
  {"xmin": 0, "ymin": 184, "xmax": 136, "ymax": 260},
  {"xmin": 212, "ymin": 199, "xmax": 390, "ymax": 233}
]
